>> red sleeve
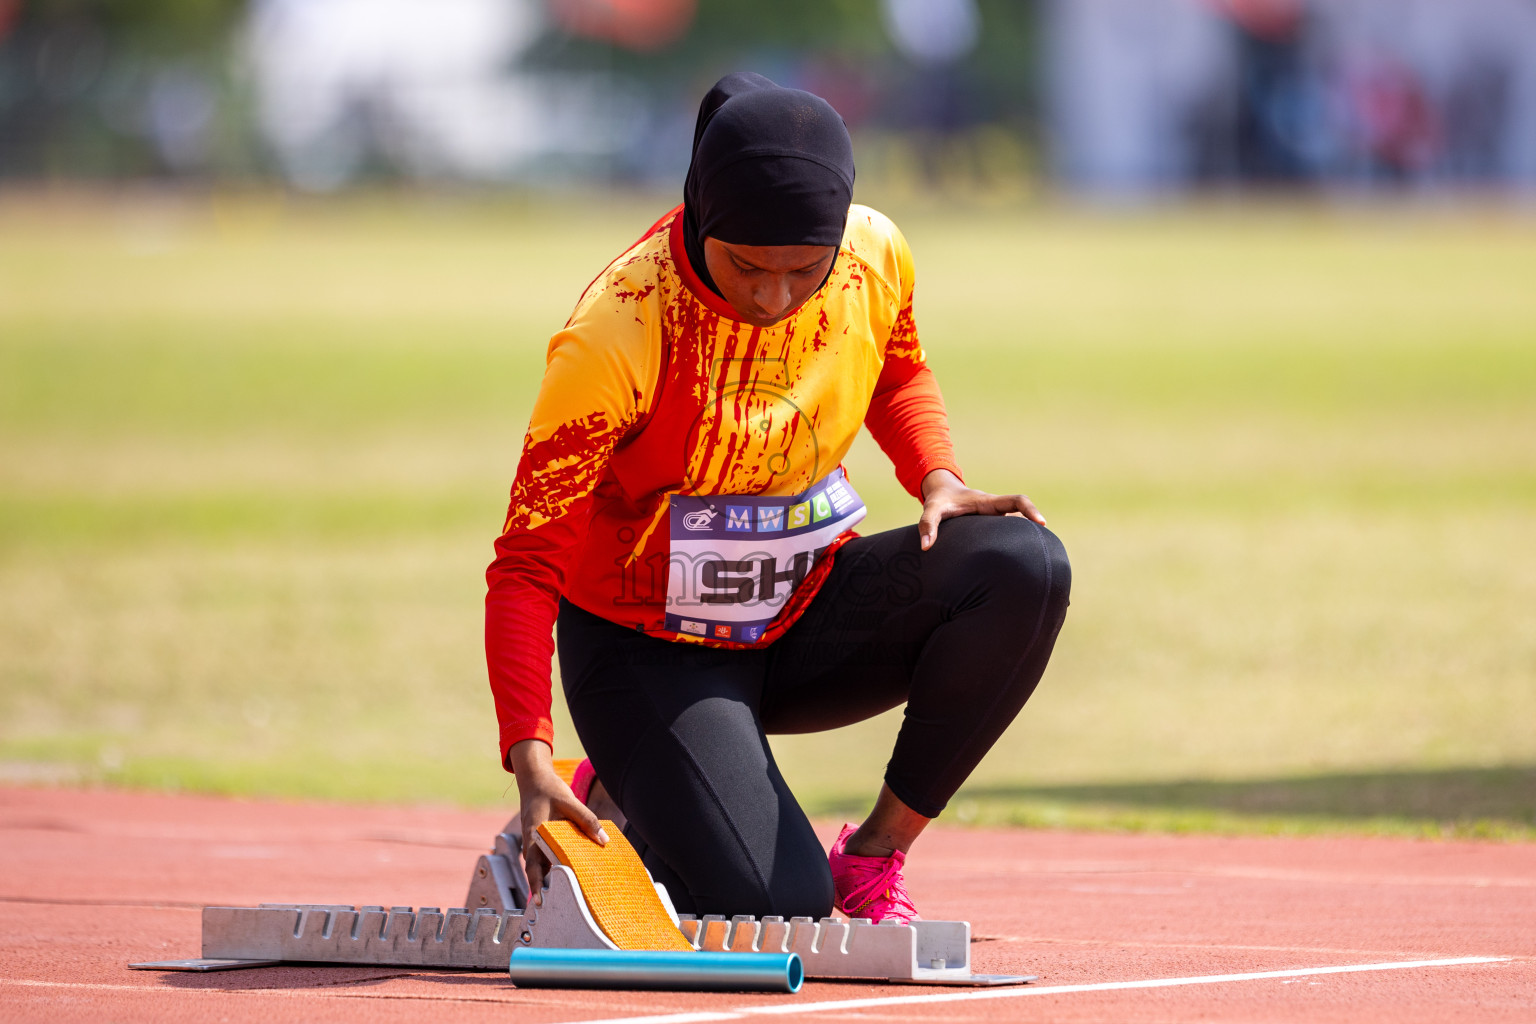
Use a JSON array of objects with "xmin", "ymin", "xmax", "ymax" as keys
[
  {"xmin": 865, "ymin": 361, "xmax": 962, "ymax": 499},
  {"xmin": 485, "ymin": 491, "xmax": 594, "ymax": 768},
  {"xmin": 862, "ymin": 220, "xmax": 962, "ymax": 499}
]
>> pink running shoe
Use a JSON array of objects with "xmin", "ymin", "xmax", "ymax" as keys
[{"xmin": 828, "ymin": 823, "xmax": 919, "ymax": 924}]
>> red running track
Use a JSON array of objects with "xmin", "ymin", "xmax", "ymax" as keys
[{"xmin": 1, "ymin": 786, "xmax": 1531, "ymax": 1023}]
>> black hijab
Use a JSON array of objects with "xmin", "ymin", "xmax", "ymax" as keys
[{"xmin": 682, "ymin": 73, "xmax": 856, "ymax": 299}]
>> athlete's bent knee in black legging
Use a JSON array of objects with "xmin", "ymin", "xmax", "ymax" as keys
[{"xmin": 557, "ymin": 516, "xmax": 1070, "ymax": 917}]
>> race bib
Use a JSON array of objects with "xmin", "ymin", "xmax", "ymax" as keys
[{"xmin": 665, "ymin": 468, "xmax": 865, "ymax": 643}]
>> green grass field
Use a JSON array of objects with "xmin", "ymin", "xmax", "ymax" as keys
[{"xmin": 2, "ymin": 191, "xmax": 1533, "ymax": 838}]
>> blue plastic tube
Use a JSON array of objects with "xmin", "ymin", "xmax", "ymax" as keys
[{"xmin": 509, "ymin": 948, "xmax": 803, "ymax": 993}]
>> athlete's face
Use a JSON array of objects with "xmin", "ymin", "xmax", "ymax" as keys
[{"xmin": 702, "ymin": 239, "xmax": 837, "ymax": 328}]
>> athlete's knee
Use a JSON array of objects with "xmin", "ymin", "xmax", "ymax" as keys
[{"xmin": 944, "ymin": 516, "xmax": 1070, "ymax": 609}]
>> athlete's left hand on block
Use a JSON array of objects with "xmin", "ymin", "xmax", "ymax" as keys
[
  {"xmin": 917, "ymin": 468, "xmax": 1046, "ymax": 551},
  {"xmin": 508, "ymin": 739, "xmax": 609, "ymax": 904}
]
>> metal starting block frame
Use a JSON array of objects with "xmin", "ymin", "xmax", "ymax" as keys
[
  {"xmin": 676, "ymin": 914, "xmax": 1029, "ymax": 985},
  {"xmin": 131, "ymin": 819, "xmax": 1032, "ymax": 986}
]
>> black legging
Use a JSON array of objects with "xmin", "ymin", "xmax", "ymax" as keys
[{"xmin": 556, "ymin": 514, "xmax": 1070, "ymax": 920}]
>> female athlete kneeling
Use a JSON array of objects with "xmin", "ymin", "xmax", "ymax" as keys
[{"xmin": 486, "ymin": 73, "xmax": 1070, "ymax": 925}]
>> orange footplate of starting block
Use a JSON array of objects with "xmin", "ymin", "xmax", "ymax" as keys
[{"xmin": 536, "ymin": 820, "xmax": 694, "ymax": 952}]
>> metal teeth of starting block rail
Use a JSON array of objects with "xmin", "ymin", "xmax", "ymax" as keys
[
  {"xmin": 194, "ymin": 859, "xmax": 619, "ymax": 971},
  {"xmin": 676, "ymin": 913, "xmax": 982, "ymax": 983},
  {"xmin": 201, "ymin": 904, "xmax": 519, "ymax": 970}
]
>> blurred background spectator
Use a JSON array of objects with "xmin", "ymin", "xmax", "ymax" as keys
[
  {"xmin": 1048, "ymin": 0, "xmax": 1536, "ymax": 196},
  {"xmin": 0, "ymin": 0, "xmax": 1533, "ymax": 196}
]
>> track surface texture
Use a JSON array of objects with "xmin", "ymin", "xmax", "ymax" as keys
[{"xmin": 1, "ymin": 786, "xmax": 1531, "ymax": 1023}]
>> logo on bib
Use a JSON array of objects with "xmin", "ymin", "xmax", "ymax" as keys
[
  {"xmin": 713, "ymin": 624, "xmax": 733, "ymax": 639},
  {"xmin": 757, "ymin": 506, "xmax": 785, "ymax": 532},
  {"xmin": 679, "ymin": 619, "xmax": 707, "ymax": 636},
  {"xmin": 682, "ymin": 509, "xmax": 718, "ymax": 531}
]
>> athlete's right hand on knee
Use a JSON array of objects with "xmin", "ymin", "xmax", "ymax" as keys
[{"xmin": 507, "ymin": 739, "xmax": 609, "ymax": 902}]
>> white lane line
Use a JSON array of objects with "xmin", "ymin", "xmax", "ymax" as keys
[{"xmin": 555, "ymin": 956, "xmax": 1514, "ymax": 1024}]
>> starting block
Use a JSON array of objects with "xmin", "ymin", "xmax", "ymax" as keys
[{"xmin": 131, "ymin": 808, "xmax": 1033, "ymax": 986}]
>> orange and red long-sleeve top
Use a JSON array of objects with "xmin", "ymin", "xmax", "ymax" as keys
[{"xmin": 486, "ymin": 204, "xmax": 960, "ymax": 767}]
